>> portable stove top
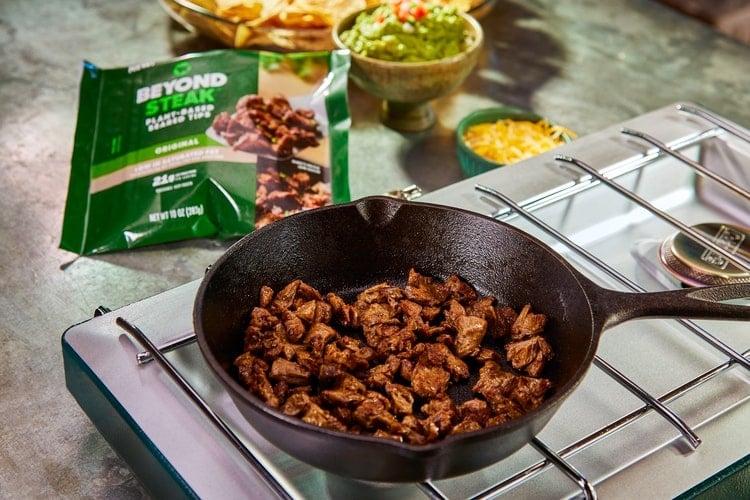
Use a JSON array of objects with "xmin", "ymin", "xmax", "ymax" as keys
[{"xmin": 63, "ymin": 103, "xmax": 750, "ymax": 499}]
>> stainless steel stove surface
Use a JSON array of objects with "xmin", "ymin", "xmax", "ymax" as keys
[{"xmin": 63, "ymin": 103, "xmax": 750, "ymax": 499}]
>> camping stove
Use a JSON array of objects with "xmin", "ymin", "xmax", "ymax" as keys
[{"xmin": 63, "ymin": 103, "xmax": 750, "ymax": 499}]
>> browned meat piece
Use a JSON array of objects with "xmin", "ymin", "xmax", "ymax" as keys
[
  {"xmin": 466, "ymin": 296, "xmax": 498, "ymax": 325},
  {"xmin": 511, "ymin": 304, "xmax": 547, "ymax": 339},
  {"xmin": 422, "ymin": 325, "xmax": 450, "ymax": 341},
  {"xmin": 299, "ymin": 189, "xmax": 330, "ymax": 210},
  {"xmin": 258, "ymin": 285, "xmax": 274, "ymax": 308},
  {"xmin": 416, "ymin": 342, "xmax": 469, "ymax": 380},
  {"xmin": 472, "ymin": 361, "xmax": 518, "ymax": 406},
  {"xmin": 359, "ymin": 302, "xmax": 397, "ymax": 327},
  {"xmin": 294, "ymin": 348, "xmax": 320, "ymax": 374},
  {"xmin": 264, "ymin": 190, "xmax": 301, "ymax": 212},
  {"xmin": 262, "ymin": 330, "xmax": 299, "ymax": 362},
  {"xmin": 235, "ymin": 352, "xmax": 279, "ymax": 407},
  {"xmin": 295, "ymin": 299, "xmax": 332, "ymax": 324},
  {"xmin": 294, "ymin": 281, "xmax": 323, "ymax": 303},
  {"xmin": 473, "ymin": 364, "xmax": 524, "ymax": 421},
  {"xmin": 450, "ymin": 418, "xmax": 483, "ymax": 435},
  {"xmin": 411, "ymin": 363, "xmax": 450, "ymax": 399},
  {"xmin": 330, "ymin": 406, "xmax": 354, "ymax": 426},
  {"xmin": 281, "ymin": 310, "xmax": 306, "ymax": 343},
  {"xmin": 457, "ymin": 398, "xmax": 491, "ymax": 426},
  {"xmin": 281, "ymin": 392, "xmax": 312, "ymax": 416},
  {"xmin": 404, "ymin": 269, "xmax": 450, "ymax": 306},
  {"xmin": 399, "ymin": 299, "xmax": 423, "ymax": 320},
  {"xmin": 443, "ymin": 274, "xmax": 478, "ymax": 303},
  {"xmin": 242, "ymin": 325, "xmax": 265, "ymax": 353},
  {"xmin": 271, "ymin": 280, "xmax": 301, "ymax": 313},
  {"xmin": 321, "ymin": 389, "xmax": 366, "ymax": 407},
  {"xmin": 268, "ymin": 95, "xmax": 292, "ymax": 112},
  {"xmin": 272, "ymin": 380, "xmax": 290, "ymax": 401},
  {"xmin": 506, "ymin": 335, "xmax": 554, "ymax": 377},
  {"xmin": 421, "ymin": 306, "xmax": 442, "ymax": 322},
  {"xmin": 473, "ymin": 360, "xmax": 552, "ymax": 415},
  {"xmin": 385, "ymin": 382, "xmax": 415, "ymax": 416},
  {"xmin": 322, "ymin": 342, "xmax": 371, "ymax": 372},
  {"xmin": 443, "ymin": 299, "xmax": 466, "ymax": 325},
  {"xmin": 374, "ymin": 325, "xmax": 416, "ymax": 357},
  {"xmin": 335, "ymin": 372, "xmax": 367, "ymax": 393},
  {"xmin": 454, "ymin": 314, "xmax": 488, "ymax": 358},
  {"xmin": 336, "ymin": 335, "xmax": 362, "ymax": 352},
  {"xmin": 493, "ymin": 306, "xmax": 518, "ymax": 338},
  {"xmin": 357, "ymin": 282, "xmax": 404, "ymax": 305},
  {"xmin": 353, "ymin": 393, "xmax": 402, "ymax": 434},
  {"xmin": 249, "ymin": 306, "xmax": 280, "ymax": 330},
  {"xmin": 399, "ymin": 357, "xmax": 415, "ymax": 382},
  {"xmin": 362, "ymin": 323, "xmax": 398, "ymax": 351},
  {"xmin": 318, "ymin": 362, "xmax": 345, "ymax": 384},
  {"xmin": 327, "ymin": 292, "xmax": 360, "ymax": 328},
  {"xmin": 283, "ymin": 108, "xmax": 318, "ymax": 131},
  {"xmin": 254, "ymin": 210, "xmax": 285, "ymax": 229},
  {"xmin": 486, "ymin": 399, "xmax": 523, "ymax": 423},
  {"xmin": 365, "ymin": 355, "xmax": 401, "ymax": 388},
  {"xmin": 419, "ymin": 395, "xmax": 458, "ymax": 442},
  {"xmin": 284, "ymin": 171, "xmax": 312, "ymax": 191},
  {"xmin": 340, "ymin": 339, "xmax": 376, "ymax": 370},
  {"xmin": 302, "ymin": 403, "xmax": 348, "ymax": 432},
  {"xmin": 269, "ymin": 358, "xmax": 310, "ymax": 385},
  {"xmin": 372, "ymin": 429, "xmax": 404, "ymax": 442},
  {"xmin": 422, "ymin": 407, "xmax": 455, "ymax": 439},
  {"xmin": 305, "ymin": 322, "xmax": 338, "ymax": 356},
  {"xmin": 474, "ymin": 347, "xmax": 503, "ymax": 364},
  {"xmin": 421, "ymin": 396, "xmax": 455, "ymax": 417},
  {"xmin": 512, "ymin": 375, "xmax": 552, "ymax": 412}
]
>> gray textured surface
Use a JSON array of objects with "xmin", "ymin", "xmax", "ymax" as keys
[{"xmin": 1, "ymin": 0, "xmax": 749, "ymax": 497}]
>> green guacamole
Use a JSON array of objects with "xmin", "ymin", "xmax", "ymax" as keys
[{"xmin": 340, "ymin": 4, "xmax": 468, "ymax": 62}]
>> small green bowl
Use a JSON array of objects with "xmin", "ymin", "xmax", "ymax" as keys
[{"xmin": 456, "ymin": 106, "xmax": 573, "ymax": 177}]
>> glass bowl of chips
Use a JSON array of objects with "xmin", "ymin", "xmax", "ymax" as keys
[
  {"xmin": 159, "ymin": 0, "xmax": 375, "ymax": 51},
  {"xmin": 159, "ymin": 0, "xmax": 495, "ymax": 51}
]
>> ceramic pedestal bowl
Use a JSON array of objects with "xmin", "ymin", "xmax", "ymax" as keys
[{"xmin": 333, "ymin": 8, "xmax": 484, "ymax": 132}]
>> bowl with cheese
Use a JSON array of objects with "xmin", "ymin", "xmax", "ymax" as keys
[{"xmin": 456, "ymin": 106, "xmax": 577, "ymax": 177}]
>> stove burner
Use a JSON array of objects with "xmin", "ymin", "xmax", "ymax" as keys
[{"xmin": 659, "ymin": 223, "xmax": 750, "ymax": 287}]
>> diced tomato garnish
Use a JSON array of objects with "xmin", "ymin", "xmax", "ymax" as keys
[{"xmin": 389, "ymin": 0, "xmax": 429, "ymax": 23}]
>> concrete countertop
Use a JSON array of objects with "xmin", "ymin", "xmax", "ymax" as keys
[{"xmin": 1, "ymin": 0, "xmax": 749, "ymax": 497}]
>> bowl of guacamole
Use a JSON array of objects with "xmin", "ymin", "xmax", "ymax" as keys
[{"xmin": 333, "ymin": 1, "xmax": 484, "ymax": 131}]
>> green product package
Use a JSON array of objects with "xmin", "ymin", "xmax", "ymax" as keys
[{"xmin": 61, "ymin": 49, "xmax": 351, "ymax": 255}]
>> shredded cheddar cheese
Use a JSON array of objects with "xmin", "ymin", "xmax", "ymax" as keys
[{"xmin": 462, "ymin": 119, "xmax": 577, "ymax": 165}]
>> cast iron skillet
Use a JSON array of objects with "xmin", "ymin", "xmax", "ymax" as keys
[{"xmin": 194, "ymin": 196, "xmax": 750, "ymax": 483}]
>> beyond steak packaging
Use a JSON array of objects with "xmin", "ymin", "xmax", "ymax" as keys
[{"xmin": 61, "ymin": 49, "xmax": 351, "ymax": 255}]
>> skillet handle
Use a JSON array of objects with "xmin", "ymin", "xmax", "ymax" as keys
[{"xmin": 594, "ymin": 282, "xmax": 750, "ymax": 331}]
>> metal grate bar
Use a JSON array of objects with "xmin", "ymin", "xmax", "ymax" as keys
[
  {"xmin": 677, "ymin": 104, "xmax": 750, "ymax": 143},
  {"xmin": 619, "ymin": 127, "xmax": 750, "ymax": 200},
  {"xmin": 116, "ymin": 317, "xmax": 294, "ymax": 500},
  {"xmin": 556, "ymin": 155, "xmax": 750, "ymax": 273},
  {"xmin": 530, "ymin": 438, "xmax": 597, "ymax": 500}
]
